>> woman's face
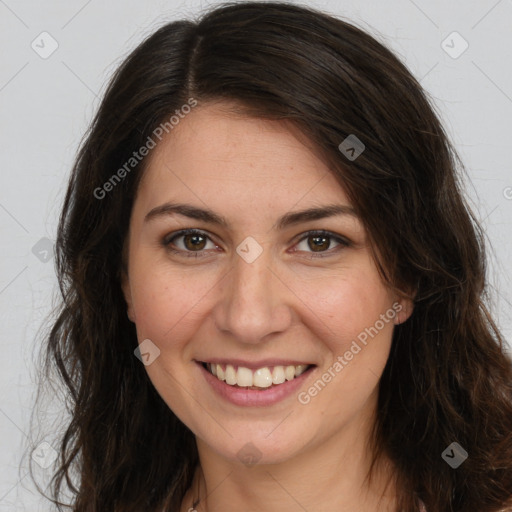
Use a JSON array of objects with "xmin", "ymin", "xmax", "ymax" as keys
[{"xmin": 122, "ymin": 102, "xmax": 412, "ymax": 467}]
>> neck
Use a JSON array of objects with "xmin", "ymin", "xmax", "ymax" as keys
[{"xmin": 180, "ymin": 406, "xmax": 398, "ymax": 512}]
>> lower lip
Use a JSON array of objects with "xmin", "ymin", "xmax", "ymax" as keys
[{"xmin": 197, "ymin": 362, "xmax": 316, "ymax": 407}]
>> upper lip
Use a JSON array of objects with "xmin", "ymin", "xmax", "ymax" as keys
[{"xmin": 197, "ymin": 358, "xmax": 315, "ymax": 370}]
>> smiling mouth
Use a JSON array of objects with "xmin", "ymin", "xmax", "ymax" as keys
[{"xmin": 201, "ymin": 362, "xmax": 315, "ymax": 389}]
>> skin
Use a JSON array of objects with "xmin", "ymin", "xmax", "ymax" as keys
[{"xmin": 121, "ymin": 101, "xmax": 413, "ymax": 512}]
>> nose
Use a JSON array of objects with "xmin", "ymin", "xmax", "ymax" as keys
[{"xmin": 212, "ymin": 244, "xmax": 293, "ymax": 344}]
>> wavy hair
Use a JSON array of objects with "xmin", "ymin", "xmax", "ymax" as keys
[{"xmin": 29, "ymin": 2, "xmax": 512, "ymax": 511}]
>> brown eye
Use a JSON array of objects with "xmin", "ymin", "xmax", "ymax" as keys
[
  {"xmin": 294, "ymin": 230, "xmax": 350, "ymax": 258},
  {"xmin": 163, "ymin": 229, "xmax": 216, "ymax": 257},
  {"xmin": 308, "ymin": 234, "xmax": 331, "ymax": 252},
  {"xmin": 182, "ymin": 233, "xmax": 207, "ymax": 251}
]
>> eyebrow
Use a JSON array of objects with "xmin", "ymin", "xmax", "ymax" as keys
[{"xmin": 144, "ymin": 202, "xmax": 359, "ymax": 230}]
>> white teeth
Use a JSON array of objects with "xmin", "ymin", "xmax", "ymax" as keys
[
  {"xmin": 294, "ymin": 364, "xmax": 308, "ymax": 377},
  {"xmin": 208, "ymin": 363, "xmax": 311, "ymax": 388},
  {"xmin": 253, "ymin": 368, "xmax": 273, "ymax": 388},
  {"xmin": 236, "ymin": 366, "xmax": 253, "ymax": 387},
  {"xmin": 272, "ymin": 366, "xmax": 285, "ymax": 384},
  {"xmin": 285, "ymin": 365, "xmax": 295, "ymax": 381},
  {"xmin": 225, "ymin": 364, "xmax": 237, "ymax": 385}
]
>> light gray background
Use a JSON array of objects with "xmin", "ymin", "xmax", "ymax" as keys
[{"xmin": 1, "ymin": 0, "xmax": 511, "ymax": 509}]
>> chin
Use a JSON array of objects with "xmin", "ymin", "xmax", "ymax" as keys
[{"xmin": 209, "ymin": 431, "xmax": 308, "ymax": 467}]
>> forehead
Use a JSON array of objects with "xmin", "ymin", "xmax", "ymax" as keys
[{"xmin": 135, "ymin": 102, "xmax": 353, "ymax": 221}]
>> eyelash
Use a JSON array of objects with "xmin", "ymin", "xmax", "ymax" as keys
[{"xmin": 162, "ymin": 229, "xmax": 350, "ymax": 259}]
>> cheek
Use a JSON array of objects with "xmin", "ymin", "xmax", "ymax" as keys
[
  {"xmin": 301, "ymin": 273, "xmax": 395, "ymax": 421},
  {"xmin": 304, "ymin": 268, "xmax": 392, "ymax": 344},
  {"xmin": 300, "ymin": 272, "xmax": 396, "ymax": 403},
  {"xmin": 129, "ymin": 263, "xmax": 211, "ymax": 345}
]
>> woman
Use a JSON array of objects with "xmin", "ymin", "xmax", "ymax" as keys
[{"xmin": 31, "ymin": 2, "xmax": 512, "ymax": 511}]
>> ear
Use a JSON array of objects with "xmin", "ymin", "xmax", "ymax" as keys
[
  {"xmin": 392, "ymin": 287, "xmax": 416, "ymax": 325},
  {"xmin": 120, "ymin": 265, "xmax": 136, "ymax": 323}
]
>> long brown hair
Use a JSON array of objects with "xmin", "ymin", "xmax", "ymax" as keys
[{"xmin": 28, "ymin": 2, "xmax": 512, "ymax": 511}]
